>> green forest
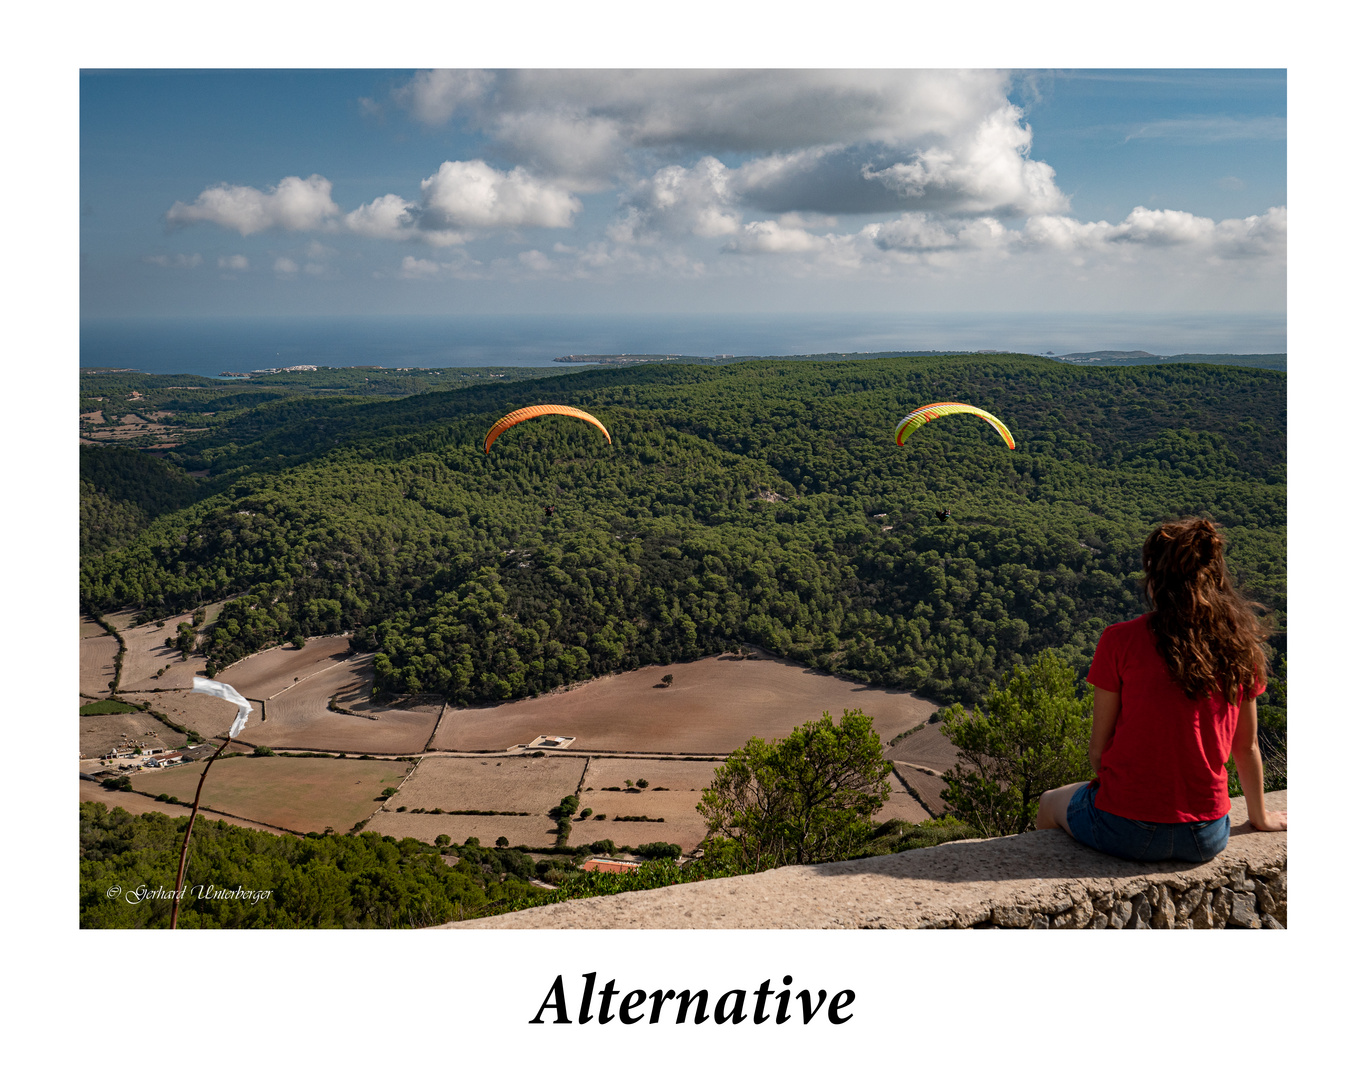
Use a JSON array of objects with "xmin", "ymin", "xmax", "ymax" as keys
[{"xmin": 80, "ymin": 354, "xmax": 1286, "ymax": 707}]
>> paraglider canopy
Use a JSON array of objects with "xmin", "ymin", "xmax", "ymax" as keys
[
  {"xmin": 894, "ymin": 402, "xmax": 1015, "ymax": 449},
  {"xmin": 935, "ymin": 508, "xmax": 951, "ymax": 522},
  {"xmin": 483, "ymin": 404, "xmax": 612, "ymax": 454}
]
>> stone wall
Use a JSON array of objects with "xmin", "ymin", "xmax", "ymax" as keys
[{"xmin": 447, "ymin": 790, "xmax": 1286, "ymax": 930}]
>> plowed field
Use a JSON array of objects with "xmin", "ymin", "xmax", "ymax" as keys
[
  {"xmin": 217, "ymin": 637, "xmax": 354, "ymax": 699},
  {"xmin": 248, "ymin": 654, "xmax": 439, "ymax": 754},
  {"xmin": 128, "ymin": 756, "xmax": 412, "ymax": 834},
  {"xmin": 79, "ymin": 781, "xmax": 285, "ymax": 835},
  {"xmin": 80, "ymin": 632, "xmax": 118, "ymax": 698},
  {"xmin": 431, "ymin": 654, "xmax": 938, "ymax": 753},
  {"xmin": 366, "ymin": 810, "xmax": 561, "ymax": 848},
  {"xmin": 388, "ymin": 755, "xmax": 586, "ymax": 815},
  {"xmin": 119, "ymin": 610, "xmax": 204, "ymax": 690}
]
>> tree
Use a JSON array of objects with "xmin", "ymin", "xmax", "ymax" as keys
[
  {"xmin": 661, "ymin": 674, "xmax": 674, "ymax": 687},
  {"xmin": 698, "ymin": 709, "xmax": 891, "ymax": 868},
  {"xmin": 495, "ymin": 836, "xmax": 509, "ymax": 848},
  {"xmin": 939, "ymin": 649, "xmax": 1093, "ymax": 836}
]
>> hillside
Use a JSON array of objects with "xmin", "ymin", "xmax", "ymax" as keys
[{"xmin": 79, "ymin": 353, "xmax": 1286, "ymax": 708}]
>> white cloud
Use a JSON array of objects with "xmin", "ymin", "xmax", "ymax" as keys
[
  {"xmin": 217, "ymin": 254, "xmax": 249, "ymax": 271},
  {"xmin": 143, "ymin": 253, "xmax": 202, "ymax": 269},
  {"xmin": 1020, "ymin": 206, "xmax": 1286, "ymax": 260},
  {"xmin": 400, "ymin": 256, "xmax": 442, "ymax": 278},
  {"xmin": 872, "ymin": 213, "xmax": 1010, "ymax": 252},
  {"xmin": 617, "ymin": 157, "xmax": 741, "ymax": 241},
  {"xmin": 725, "ymin": 220, "xmax": 824, "ymax": 255},
  {"xmin": 418, "ymin": 160, "xmax": 580, "ymax": 230},
  {"xmin": 345, "ymin": 193, "xmax": 420, "ymax": 240},
  {"xmin": 167, "ymin": 175, "xmax": 339, "ymax": 235},
  {"xmin": 273, "ymin": 257, "xmax": 299, "ymax": 274},
  {"xmin": 400, "ymin": 69, "xmax": 493, "ymax": 126},
  {"xmin": 518, "ymin": 249, "xmax": 554, "ymax": 273},
  {"xmin": 390, "ymin": 70, "xmax": 1061, "ymax": 219},
  {"xmin": 860, "ymin": 105, "xmax": 1066, "ymax": 217}
]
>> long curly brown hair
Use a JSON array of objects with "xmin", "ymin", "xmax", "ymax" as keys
[{"xmin": 1142, "ymin": 517, "xmax": 1268, "ymax": 702}]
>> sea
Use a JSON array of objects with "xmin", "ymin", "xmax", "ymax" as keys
[{"xmin": 79, "ymin": 312, "xmax": 1287, "ymax": 378}]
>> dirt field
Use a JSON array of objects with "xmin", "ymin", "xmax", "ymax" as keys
[
  {"xmin": 366, "ymin": 809, "xmax": 562, "ymax": 848},
  {"xmin": 885, "ymin": 720, "xmax": 958, "ymax": 773},
  {"xmin": 79, "ymin": 631, "xmax": 119, "ymax": 697},
  {"xmin": 578, "ymin": 757, "xmax": 718, "ymax": 849},
  {"xmin": 80, "ymin": 615, "xmax": 109, "ymax": 639},
  {"xmin": 875, "ymin": 788, "xmax": 934, "ymax": 825},
  {"xmin": 217, "ymin": 637, "xmax": 354, "ymax": 699},
  {"xmin": 431, "ymin": 654, "xmax": 940, "ymax": 753},
  {"xmin": 891, "ymin": 762, "xmax": 950, "ymax": 818},
  {"xmin": 125, "ymin": 688, "xmax": 250, "ymax": 740},
  {"xmin": 80, "ymin": 711, "xmax": 184, "ymax": 759},
  {"xmin": 245, "ymin": 653, "xmax": 439, "ymax": 754},
  {"xmin": 128, "ymin": 756, "xmax": 412, "ymax": 834},
  {"xmin": 79, "ymin": 780, "xmax": 286, "ymax": 835},
  {"xmin": 104, "ymin": 609, "xmax": 144, "ymax": 633},
  {"xmin": 119, "ymin": 610, "xmax": 205, "ymax": 691},
  {"xmin": 388, "ymin": 755, "xmax": 586, "ymax": 814},
  {"xmin": 581, "ymin": 757, "xmax": 721, "ymax": 794}
]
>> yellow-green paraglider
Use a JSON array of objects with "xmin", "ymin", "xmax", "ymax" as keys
[
  {"xmin": 483, "ymin": 404, "xmax": 612, "ymax": 454},
  {"xmin": 893, "ymin": 402, "xmax": 1015, "ymax": 449}
]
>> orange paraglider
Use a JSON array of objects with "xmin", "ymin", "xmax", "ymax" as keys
[{"xmin": 483, "ymin": 405, "xmax": 612, "ymax": 454}]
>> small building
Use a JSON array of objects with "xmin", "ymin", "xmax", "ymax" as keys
[{"xmin": 581, "ymin": 858, "xmax": 641, "ymax": 874}]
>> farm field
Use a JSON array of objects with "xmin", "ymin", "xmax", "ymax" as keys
[
  {"xmin": 80, "ymin": 615, "xmax": 109, "ymax": 639},
  {"xmin": 431, "ymin": 653, "xmax": 939, "ymax": 753},
  {"xmin": 79, "ymin": 781, "xmax": 286, "ymax": 835},
  {"xmin": 875, "ymin": 788, "xmax": 934, "ymax": 825},
  {"xmin": 367, "ymin": 809, "xmax": 561, "ymax": 848},
  {"xmin": 126, "ymin": 688, "xmax": 247, "ymax": 740},
  {"xmin": 886, "ymin": 720, "xmax": 958, "ymax": 773},
  {"xmin": 80, "ymin": 629, "xmax": 118, "ymax": 698},
  {"xmin": 891, "ymin": 762, "xmax": 950, "ymax": 818},
  {"xmin": 386, "ymin": 755, "xmax": 586, "ymax": 815},
  {"xmin": 119, "ymin": 610, "xmax": 204, "ymax": 690},
  {"xmin": 218, "ymin": 636, "xmax": 354, "ymax": 699},
  {"xmin": 80, "ymin": 709, "xmax": 183, "ymax": 759},
  {"xmin": 128, "ymin": 756, "xmax": 412, "ymax": 834},
  {"xmin": 248, "ymin": 654, "xmax": 440, "ymax": 754}
]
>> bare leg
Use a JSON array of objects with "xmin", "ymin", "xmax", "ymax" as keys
[{"xmin": 1035, "ymin": 781, "xmax": 1090, "ymax": 836}]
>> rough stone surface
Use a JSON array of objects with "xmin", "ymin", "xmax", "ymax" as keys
[{"xmin": 444, "ymin": 790, "xmax": 1287, "ymax": 930}]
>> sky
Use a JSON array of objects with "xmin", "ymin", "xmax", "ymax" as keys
[{"xmin": 79, "ymin": 68, "xmax": 1287, "ymax": 320}]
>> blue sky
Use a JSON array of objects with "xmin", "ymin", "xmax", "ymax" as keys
[{"xmin": 80, "ymin": 68, "xmax": 1286, "ymax": 319}]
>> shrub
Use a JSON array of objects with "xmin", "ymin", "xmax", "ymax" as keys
[
  {"xmin": 578, "ymin": 808, "xmax": 592, "ymax": 819},
  {"xmin": 252, "ymin": 745, "xmax": 275, "ymax": 757},
  {"xmin": 380, "ymin": 787, "xmax": 399, "ymax": 798},
  {"xmin": 637, "ymin": 779, "xmax": 648, "ymax": 789},
  {"xmin": 435, "ymin": 834, "xmax": 451, "ymax": 847},
  {"xmin": 635, "ymin": 842, "xmax": 681, "ymax": 860}
]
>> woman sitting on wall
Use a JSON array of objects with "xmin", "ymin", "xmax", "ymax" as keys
[{"xmin": 1035, "ymin": 517, "xmax": 1287, "ymax": 861}]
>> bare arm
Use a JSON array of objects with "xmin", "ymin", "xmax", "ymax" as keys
[
  {"xmin": 1090, "ymin": 688, "xmax": 1120, "ymax": 775},
  {"xmin": 1231, "ymin": 695, "xmax": 1287, "ymax": 831}
]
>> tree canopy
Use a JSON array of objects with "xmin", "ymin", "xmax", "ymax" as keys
[
  {"xmin": 939, "ymin": 649, "xmax": 1094, "ymax": 836},
  {"xmin": 80, "ymin": 355, "xmax": 1286, "ymax": 707},
  {"xmin": 698, "ymin": 709, "xmax": 892, "ymax": 867}
]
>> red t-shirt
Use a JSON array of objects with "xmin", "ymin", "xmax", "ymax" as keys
[{"xmin": 1085, "ymin": 613, "xmax": 1262, "ymax": 823}]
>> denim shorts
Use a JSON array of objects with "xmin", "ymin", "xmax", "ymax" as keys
[{"xmin": 1066, "ymin": 782, "xmax": 1229, "ymax": 863}]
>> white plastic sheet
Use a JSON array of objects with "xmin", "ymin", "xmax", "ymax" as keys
[{"xmin": 191, "ymin": 676, "xmax": 253, "ymax": 737}]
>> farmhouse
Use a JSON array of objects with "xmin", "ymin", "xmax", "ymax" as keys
[{"xmin": 145, "ymin": 752, "xmax": 185, "ymax": 768}]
